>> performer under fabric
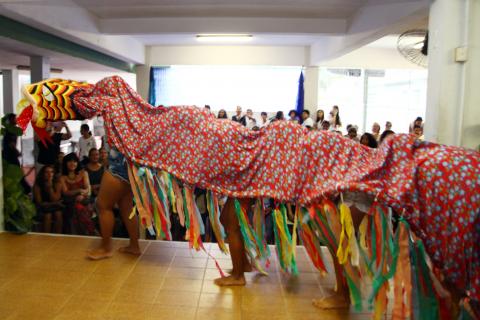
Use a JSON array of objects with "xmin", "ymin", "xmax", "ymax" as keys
[{"xmin": 17, "ymin": 76, "xmax": 480, "ymax": 315}]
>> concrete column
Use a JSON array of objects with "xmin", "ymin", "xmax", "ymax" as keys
[
  {"xmin": 425, "ymin": 0, "xmax": 480, "ymax": 149},
  {"xmin": 304, "ymin": 66, "xmax": 319, "ymax": 118},
  {"xmin": 1, "ymin": 69, "xmax": 20, "ymax": 115},
  {"xmin": 30, "ymin": 56, "xmax": 50, "ymax": 82}
]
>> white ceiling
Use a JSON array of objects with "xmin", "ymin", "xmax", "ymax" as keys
[{"xmin": 73, "ymin": 0, "xmax": 367, "ymax": 19}]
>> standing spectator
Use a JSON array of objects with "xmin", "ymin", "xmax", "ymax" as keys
[
  {"xmin": 379, "ymin": 130, "xmax": 395, "ymax": 144},
  {"xmin": 274, "ymin": 111, "xmax": 285, "ymax": 122},
  {"xmin": 371, "ymin": 122, "xmax": 381, "ymax": 141},
  {"xmin": 360, "ymin": 133, "xmax": 378, "ymax": 148},
  {"xmin": 385, "ymin": 121, "xmax": 392, "ymax": 131},
  {"xmin": 85, "ymin": 148, "xmax": 105, "ymax": 199},
  {"xmin": 259, "ymin": 112, "xmax": 270, "ymax": 127},
  {"xmin": 217, "ymin": 109, "xmax": 228, "ymax": 119},
  {"xmin": 232, "ymin": 106, "xmax": 246, "ymax": 125},
  {"xmin": 33, "ymin": 165, "xmax": 63, "ymax": 233},
  {"xmin": 329, "ymin": 105, "xmax": 342, "ymax": 129},
  {"xmin": 37, "ymin": 121, "xmax": 71, "ymax": 170},
  {"xmin": 321, "ymin": 120, "xmax": 331, "ymax": 131},
  {"xmin": 315, "ymin": 109, "xmax": 325, "ymax": 129},
  {"xmin": 301, "ymin": 110, "xmax": 314, "ymax": 129},
  {"xmin": 245, "ymin": 109, "xmax": 257, "ymax": 130},
  {"xmin": 409, "ymin": 117, "xmax": 423, "ymax": 133},
  {"xmin": 347, "ymin": 127, "xmax": 360, "ymax": 142},
  {"xmin": 60, "ymin": 153, "xmax": 95, "ymax": 235},
  {"xmin": 78, "ymin": 124, "xmax": 97, "ymax": 163},
  {"xmin": 413, "ymin": 125, "xmax": 424, "ymax": 140},
  {"xmin": 288, "ymin": 110, "xmax": 299, "ymax": 124}
]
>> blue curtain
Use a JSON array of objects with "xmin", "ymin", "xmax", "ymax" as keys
[
  {"xmin": 295, "ymin": 70, "xmax": 304, "ymax": 120},
  {"xmin": 148, "ymin": 66, "xmax": 169, "ymax": 106}
]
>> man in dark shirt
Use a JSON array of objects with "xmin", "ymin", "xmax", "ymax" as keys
[
  {"xmin": 231, "ymin": 106, "xmax": 246, "ymax": 126},
  {"xmin": 37, "ymin": 121, "xmax": 72, "ymax": 166}
]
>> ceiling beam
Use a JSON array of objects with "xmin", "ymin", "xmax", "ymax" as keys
[
  {"xmin": 99, "ymin": 17, "xmax": 348, "ymax": 35},
  {"xmin": 0, "ymin": 15, "xmax": 136, "ymax": 72}
]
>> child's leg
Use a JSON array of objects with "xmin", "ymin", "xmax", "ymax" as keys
[
  {"xmin": 87, "ymin": 171, "xmax": 126, "ymax": 259},
  {"xmin": 117, "ymin": 190, "xmax": 141, "ymax": 255},
  {"xmin": 214, "ymin": 198, "xmax": 250, "ymax": 286}
]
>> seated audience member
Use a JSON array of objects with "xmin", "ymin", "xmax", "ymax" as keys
[
  {"xmin": 232, "ymin": 106, "xmax": 246, "ymax": 125},
  {"xmin": 98, "ymin": 147, "xmax": 109, "ymax": 169},
  {"xmin": 37, "ymin": 121, "xmax": 71, "ymax": 170},
  {"xmin": 301, "ymin": 110, "xmax": 314, "ymax": 129},
  {"xmin": 413, "ymin": 125, "xmax": 424, "ymax": 140},
  {"xmin": 347, "ymin": 127, "xmax": 360, "ymax": 142},
  {"xmin": 78, "ymin": 124, "xmax": 97, "ymax": 164},
  {"xmin": 329, "ymin": 106, "xmax": 342, "ymax": 130},
  {"xmin": 60, "ymin": 153, "xmax": 95, "ymax": 235},
  {"xmin": 273, "ymin": 111, "xmax": 285, "ymax": 122},
  {"xmin": 371, "ymin": 122, "xmax": 381, "ymax": 141},
  {"xmin": 409, "ymin": 117, "xmax": 423, "ymax": 133},
  {"xmin": 379, "ymin": 130, "xmax": 395, "ymax": 144},
  {"xmin": 33, "ymin": 165, "xmax": 63, "ymax": 233},
  {"xmin": 360, "ymin": 133, "xmax": 378, "ymax": 148},
  {"xmin": 217, "ymin": 109, "xmax": 228, "ymax": 119},
  {"xmin": 315, "ymin": 109, "xmax": 325, "ymax": 129},
  {"xmin": 259, "ymin": 112, "xmax": 270, "ymax": 128},
  {"xmin": 245, "ymin": 109, "xmax": 257, "ymax": 130},
  {"xmin": 321, "ymin": 120, "xmax": 331, "ymax": 131},
  {"xmin": 385, "ymin": 121, "xmax": 392, "ymax": 131},
  {"xmin": 85, "ymin": 148, "xmax": 105, "ymax": 199},
  {"xmin": 288, "ymin": 110, "xmax": 299, "ymax": 123}
]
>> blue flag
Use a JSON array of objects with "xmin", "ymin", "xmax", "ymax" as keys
[{"xmin": 295, "ymin": 70, "xmax": 304, "ymax": 120}]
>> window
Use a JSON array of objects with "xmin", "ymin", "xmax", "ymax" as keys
[{"xmin": 150, "ymin": 65, "xmax": 302, "ymax": 114}]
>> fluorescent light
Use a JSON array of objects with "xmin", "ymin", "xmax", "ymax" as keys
[{"xmin": 196, "ymin": 34, "xmax": 253, "ymax": 42}]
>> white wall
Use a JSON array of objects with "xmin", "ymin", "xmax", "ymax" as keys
[
  {"xmin": 137, "ymin": 45, "xmax": 308, "ymax": 100},
  {"xmin": 147, "ymin": 45, "xmax": 308, "ymax": 67},
  {"xmin": 320, "ymin": 46, "xmax": 425, "ymax": 70}
]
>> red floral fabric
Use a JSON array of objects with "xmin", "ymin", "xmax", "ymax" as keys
[{"xmin": 72, "ymin": 76, "xmax": 479, "ymax": 302}]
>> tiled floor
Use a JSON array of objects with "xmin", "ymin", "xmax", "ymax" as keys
[{"xmin": 0, "ymin": 233, "xmax": 376, "ymax": 319}]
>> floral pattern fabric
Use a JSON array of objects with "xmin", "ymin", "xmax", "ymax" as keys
[{"xmin": 69, "ymin": 76, "xmax": 479, "ymax": 302}]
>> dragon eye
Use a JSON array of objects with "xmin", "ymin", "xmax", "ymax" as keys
[{"xmin": 42, "ymin": 85, "xmax": 55, "ymax": 102}]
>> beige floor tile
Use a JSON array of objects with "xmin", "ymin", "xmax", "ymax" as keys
[
  {"xmin": 147, "ymin": 305, "xmax": 197, "ymax": 320},
  {"xmin": 203, "ymin": 268, "xmax": 228, "ymax": 280},
  {"xmin": 242, "ymin": 283, "xmax": 284, "ymax": 296},
  {"xmin": 113, "ymin": 283, "xmax": 161, "ymax": 304},
  {"xmin": 207, "ymin": 258, "xmax": 233, "ymax": 269},
  {"xmin": 175, "ymin": 248, "xmax": 209, "ymax": 258},
  {"xmin": 242, "ymin": 294, "xmax": 286, "ymax": 311},
  {"xmin": 195, "ymin": 307, "xmax": 241, "ymax": 320},
  {"xmin": 162, "ymin": 278, "xmax": 204, "ymax": 292},
  {"xmin": 155, "ymin": 289, "xmax": 200, "ymax": 307},
  {"xmin": 201, "ymin": 281, "xmax": 244, "ymax": 295},
  {"xmin": 198, "ymin": 292, "xmax": 242, "ymax": 311},
  {"xmin": 102, "ymin": 302, "xmax": 153, "ymax": 320},
  {"xmin": 172, "ymin": 256, "xmax": 208, "ymax": 268},
  {"xmin": 166, "ymin": 266, "xmax": 206, "ymax": 279},
  {"xmin": 144, "ymin": 246, "xmax": 177, "ymax": 256},
  {"xmin": 242, "ymin": 311, "xmax": 291, "ymax": 320},
  {"xmin": 283, "ymin": 283, "xmax": 323, "ymax": 298}
]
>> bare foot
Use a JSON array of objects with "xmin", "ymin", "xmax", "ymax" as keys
[
  {"xmin": 312, "ymin": 295, "xmax": 349, "ymax": 310},
  {"xmin": 214, "ymin": 275, "xmax": 246, "ymax": 286},
  {"xmin": 118, "ymin": 245, "xmax": 141, "ymax": 256},
  {"xmin": 86, "ymin": 247, "xmax": 114, "ymax": 260}
]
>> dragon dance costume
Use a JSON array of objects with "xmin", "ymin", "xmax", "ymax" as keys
[{"xmin": 16, "ymin": 76, "xmax": 480, "ymax": 319}]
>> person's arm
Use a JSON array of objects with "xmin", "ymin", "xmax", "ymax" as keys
[
  {"xmin": 61, "ymin": 122, "xmax": 72, "ymax": 140},
  {"xmin": 33, "ymin": 185, "xmax": 43, "ymax": 204},
  {"xmin": 49, "ymin": 182, "xmax": 62, "ymax": 201},
  {"xmin": 60, "ymin": 176, "xmax": 80, "ymax": 196},
  {"xmin": 81, "ymin": 171, "xmax": 92, "ymax": 196}
]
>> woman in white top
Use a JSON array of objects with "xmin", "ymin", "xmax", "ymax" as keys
[{"xmin": 78, "ymin": 124, "xmax": 97, "ymax": 162}]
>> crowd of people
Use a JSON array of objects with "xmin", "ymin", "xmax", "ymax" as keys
[
  {"xmin": 2, "ymin": 105, "xmax": 425, "ymax": 239},
  {"xmin": 208, "ymin": 104, "xmax": 425, "ymax": 147}
]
